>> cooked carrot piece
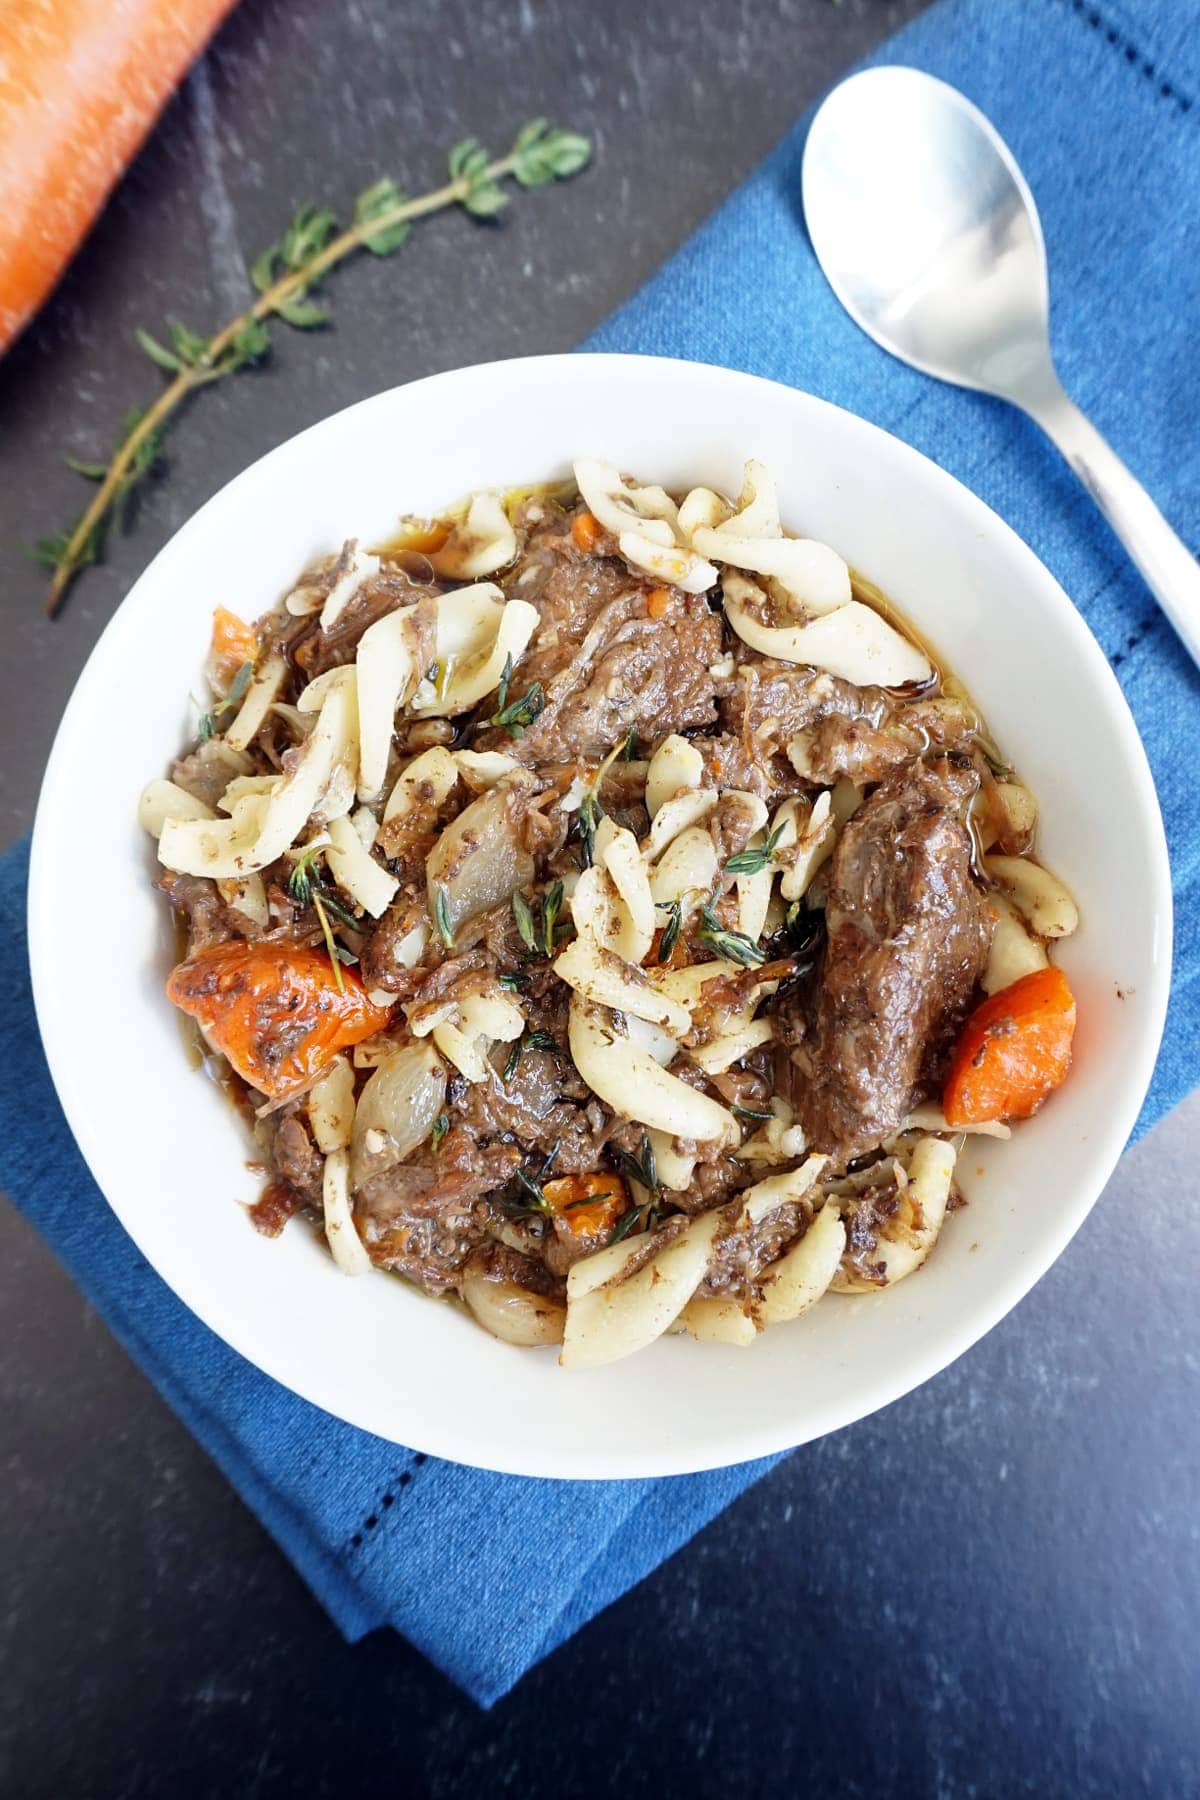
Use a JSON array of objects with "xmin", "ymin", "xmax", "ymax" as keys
[
  {"xmin": 167, "ymin": 941, "xmax": 391, "ymax": 1102},
  {"xmin": 209, "ymin": 606, "xmax": 258, "ymax": 688},
  {"xmin": 943, "ymin": 966, "xmax": 1076, "ymax": 1126},
  {"xmin": 544, "ymin": 1171, "xmax": 629, "ymax": 1239},
  {"xmin": 0, "ymin": 0, "xmax": 237, "ymax": 354},
  {"xmin": 646, "ymin": 586, "xmax": 672, "ymax": 620},
  {"xmin": 571, "ymin": 510, "xmax": 603, "ymax": 553}
]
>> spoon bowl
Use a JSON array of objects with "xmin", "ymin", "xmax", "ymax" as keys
[
  {"xmin": 802, "ymin": 65, "xmax": 1200, "ymax": 669},
  {"xmin": 802, "ymin": 67, "xmax": 1050, "ymax": 396}
]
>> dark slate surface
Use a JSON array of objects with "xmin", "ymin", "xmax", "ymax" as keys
[{"xmin": 1, "ymin": 0, "xmax": 1197, "ymax": 1794}]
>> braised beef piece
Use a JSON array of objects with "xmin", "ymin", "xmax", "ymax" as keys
[
  {"xmin": 267, "ymin": 1109, "xmax": 324, "ymax": 1207},
  {"xmin": 721, "ymin": 661, "xmax": 891, "ymax": 762},
  {"xmin": 476, "ymin": 507, "xmax": 723, "ymax": 762},
  {"xmin": 171, "ymin": 740, "xmax": 252, "ymax": 810},
  {"xmin": 466, "ymin": 1240, "xmax": 565, "ymax": 1299},
  {"xmin": 840, "ymin": 1180, "xmax": 904, "ymax": 1287},
  {"xmin": 793, "ymin": 760, "xmax": 991, "ymax": 1162},
  {"xmin": 697, "ymin": 1192, "xmax": 812, "ymax": 1299},
  {"xmin": 355, "ymin": 1125, "xmax": 517, "ymax": 1293},
  {"xmin": 156, "ymin": 870, "xmax": 242, "ymax": 955}
]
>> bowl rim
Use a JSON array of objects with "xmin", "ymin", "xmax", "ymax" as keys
[{"xmin": 28, "ymin": 352, "xmax": 1174, "ymax": 1477}]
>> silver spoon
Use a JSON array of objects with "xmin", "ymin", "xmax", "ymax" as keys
[{"xmin": 802, "ymin": 65, "xmax": 1200, "ymax": 669}]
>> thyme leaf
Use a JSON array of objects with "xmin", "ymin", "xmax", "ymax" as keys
[
  {"xmin": 725, "ymin": 821, "xmax": 786, "ymax": 877},
  {"xmin": 511, "ymin": 890, "xmax": 538, "ymax": 952},
  {"xmin": 430, "ymin": 1113, "xmax": 450, "ymax": 1150},
  {"xmin": 432, "ymin": 885, "xmax": 454, "ymax": 948},
  {"xmin": 698, "ymin": 901, "xmax": 765, "ymax": 969},
  {"xmin": 656, "ymin": 899, "xmax": 682, "ymax": 964},
  {"xmin": 490, "ymin": 676, "xmax": 545, "ymax": 737}
]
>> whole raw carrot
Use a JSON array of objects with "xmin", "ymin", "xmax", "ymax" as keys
[{"xmin": 0, "ymin": 0, "xmax": 237, "ymax": 355}]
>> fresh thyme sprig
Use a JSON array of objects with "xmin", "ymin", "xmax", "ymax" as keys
[
  {"xmin": 655, "ymin": 899, "xmax": 682, "ymax": 964},
  {"xmin": 511, "ymin": 882, "xmax": 567, "ymax": 959},
  {"xmin": 36, "ymin": 120, "xmax": 591, "ymax": 616},
  {"xmin": 502, "ymin": 1029, "xmax": 559, "ymax": 1083},
  {"xmin": 486, "ymin": 651, "xmax": 545, "ymax": 738},
  {"xmin": 286, "ymin": 842, "xmax": 357, "ymax": 993},
  {"xmin": 697, "ymin": 899, "xmax": 766, "ymax": 969},
  {"xmin": 577, "ymin": 788, "xmax": 602, "ymax": 869},
  {"xmin": 497, "ymin": 1140, "xmax": 563, "ymax": 1233},
  {"xmin": 197, "ymin": 658, "xmax": 254, "ymax": 741},
  {"xmin": 724, "ymin": 822, "xmax": 786, "ymax": 877},
  {"xmin": 608, "ymin": 1133, "xmax": 664, "ymax": 1243}
]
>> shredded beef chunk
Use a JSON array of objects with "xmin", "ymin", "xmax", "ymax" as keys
[
  {"xmin": 479, "ymin": 506, "xmax": 722, "ymax": 762},
  {"xmin": 355, "ymin": 1126, "xmax": 517, "ymax": 1293},
  {"xmin": 795, "ymin": 760, "xmax": 991, "ymax": 1162},
  {"xmin": 157, "ymin": 871, "xmax": 241, "ymax": 955}
]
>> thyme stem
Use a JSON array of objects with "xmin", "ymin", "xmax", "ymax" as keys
[{"xmin": 44, "ymin": 135, "xmax": 586, "ymax": 616}]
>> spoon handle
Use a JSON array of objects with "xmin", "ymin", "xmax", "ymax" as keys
[{"xmin": 1020, "ymin": 377, "xmax": 1200, "ymax": 671}]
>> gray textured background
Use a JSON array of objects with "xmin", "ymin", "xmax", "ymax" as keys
[{"xmin": 2, "ymin": 0, "xmax": 1197, "ymax": 1794}]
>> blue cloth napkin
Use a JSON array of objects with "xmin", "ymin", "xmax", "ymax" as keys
[{"xmin": 3, "ymin": 0, "xmax": 1199, "ymax": 1711}]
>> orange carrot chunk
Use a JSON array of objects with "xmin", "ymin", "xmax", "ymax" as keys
[
  {"xmin": 208, "ymin": 606, "xmax": 258, "ymax": 688},
  {"xmin": 571, "ymin": 510, "xmax": 602, "ymax": 553},
  {"xmin": 543, "ymin": 1171, "xmax": 629, "ymax": 1239},
  {"xmin": 943, "ymin": 966, "xmax": 1076, "ymax": 1126},
  {"xmin": 0, "ymin": 0, "xmax": 238, "ymax": 355},
  {"xmin": 167, "ymin": 940, "xmax": 391, "ymax": 1102},
  {"xmin": 646, "ymin": 585, "xmax": 672, "ymax": 620}
]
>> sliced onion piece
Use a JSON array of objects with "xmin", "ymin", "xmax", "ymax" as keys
[
  {"xmin": 323, "ymin": 1147, "xmax": 372, "ymax": 1275},
  {"xmin": 461, "ymin": 1273, "xmax": 565, "ymax": 1346},
  {"xmin": 159, "ymin": 670, "xmax": 357, "ymax": 879},
  {"xmin": 425, "ymin": 781, "xmax": 535, "ymax": 938},
  {"xmin": 568, "ymin": 996, "xmax": 737, "ymax": 1146},
  {"xmin": 349, "ymin": 1041, "xmax": 447, "ymax": 1190},
  {"xmin": 307, "ymin": 1054, "xmax": 356, "ymax": 1153},
  {"xmin": 903, "ymin": 1103, "xmax": 1011, "ymax": 1139}
]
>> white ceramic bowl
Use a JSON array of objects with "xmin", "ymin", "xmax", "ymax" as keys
[{"xmin": 29, "ymin": 354, "xmax": 1171, "ymax": 1478}]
